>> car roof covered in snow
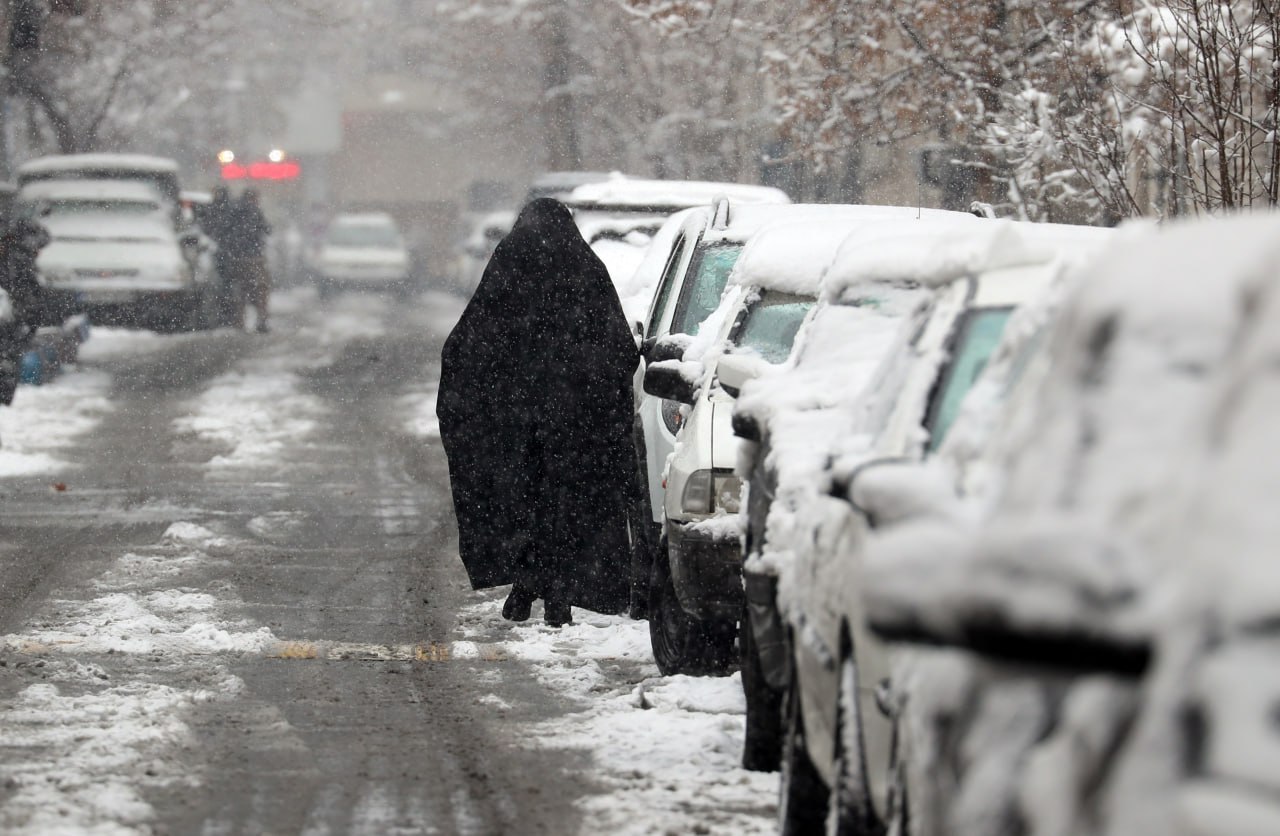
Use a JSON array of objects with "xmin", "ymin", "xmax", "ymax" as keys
[
  {"xmin": 565, "ymin": 175, "xmax": 790, "ymax": 212},
  {"xmin": 18, "ymin": 179, "xmax": 164, "ymax": 203},
  {"xmin": 330, "ymin": 212, "xmax": 399, "ymax": 228},
  {"xmin": 822, "ymin": 218, "xmax": 1111, "ymax": 301},
  {"xmin": 17, "ymin": 153, "xmax": 180, "ymax": 176}
]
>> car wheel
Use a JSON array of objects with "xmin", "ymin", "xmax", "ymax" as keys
[
  {"xmin": 779, "ymin": 669, "xmax": 830, "ymax": 836},
  {"xmin": 829, "ymin": 650, "xmax": 885, "ymax": 836},
  {"xmin": 742, "ymin": 603, "xmax": 784, "ymax": 771},
  {"xmin": 648, "ymin": 540, "xmax": 735, "ymax": 675}
]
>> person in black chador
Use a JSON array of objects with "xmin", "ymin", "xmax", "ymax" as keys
[{"xmin": 438, "ymin": 198, "xmax": 639, "ymax": 627}]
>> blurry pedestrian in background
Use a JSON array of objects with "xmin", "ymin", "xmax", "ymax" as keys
[
  {"xmin": 227, "ymin": 189, "xmax": 273, "ymax": 334},
  {"xmin": 437, "ymin": 198, "xmax": 638, "ymax": 627},
  {"xmin": 196, "ymin": 186, "xmax": 240, "ymax": 327}
]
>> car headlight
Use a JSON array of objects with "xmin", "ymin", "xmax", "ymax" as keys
[{"xmin": 682, "ymin": 469, "xmax": 742, "ymax": 515}]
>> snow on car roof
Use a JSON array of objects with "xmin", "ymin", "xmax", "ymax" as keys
[
  {"xmin": 566, "ymin": 175, "xmax": 790, "ymax": 210},
  {"xmin": 822, "ymin": 218, "xmax": 1111, "ymax": 301},
  {"xmin": 729, "ymin": 215, "xmax": 949, "ymax": 297},
  {"xmin": 17, "ymin": 153, "xmax": 180, "ymax": 175},
  {"xmin": 330, "ymin": 212, "xmax": 398, "ymax": 227},
  {"xmin": 19, "ymin": 179, "xmax": 164, "ymax": 203}
]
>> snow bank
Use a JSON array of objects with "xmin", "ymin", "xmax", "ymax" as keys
[
  {"xmin": 0, "ymin": 367, "xmax": 113, "ymax": 476},
  {"xmin": 460, "ymin": 597, "xmax": 776, "ymax": 833}
]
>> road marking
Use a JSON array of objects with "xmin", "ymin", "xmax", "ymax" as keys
[{"xmin": 0, "ymin": 637, "xmax": 507, "ymax": 662}]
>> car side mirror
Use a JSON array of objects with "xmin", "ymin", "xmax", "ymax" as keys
[
  {"xmin": 731, "ymin": 409, "xmax": 761, "ymax": 443},
  {"xmin": 841, "ymin": 458, "xmax": 960, "ymax": 529},
  {"xmin": 643, "ymin": 360, "xmax": 699, "ymax": 405},
  {"xmin": 863, "ymin": 518, "xmax": 1152, "ymax": 677},
  {"xmin": 715, "ymin": 352, "xmax": 766, "ymax": 398},
  {"xmin": 642, "ymin": 332, "xmax": 693, "ymax": 363}
]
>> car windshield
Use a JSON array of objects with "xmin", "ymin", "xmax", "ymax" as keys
[
  {"xmin": 734, "ymin": 292, "xmax": 815, "ymax": 364},
  {"xmin": 925, "ymin": 306, "xmax": 1014, "ymax": 450},
  {"xmin": 327, "ymin": 223, "xmax": 401, "ymax": 248},
  {"xmin": 672, "ymin": 243, "xmax": 743, "ymax": 336},
  {"xmin": 42, "ymin": 199, "xmax": 161, "ymax": 216}
]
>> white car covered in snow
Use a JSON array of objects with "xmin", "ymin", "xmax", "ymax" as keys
[
  {"xmin": 628, "ymin": 201, "xmax": 978, "ymax": 620},
  {"xmin": 17, "ymin": 152, "xmax": 183, "ymax": 229},
  {"xmin": 737, "ymin": 219, "xmax": 1112, "ymax": 834},
  {"xmin": 312, "ymin": 212, "xmax": 413, "ymax": 297},
  {"xmin": 856, "ymin": 212, "xmax": 1280, "ymax": 836},
  {"xmin": 23, "ymin": 180, "xmax": 215, "ymax": 331}
]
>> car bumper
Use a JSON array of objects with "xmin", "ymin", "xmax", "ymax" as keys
[
  {"xmin": 667, "ymin": 521, "xmax": 743, "ymax": 621},
  {"xmin": 39, "ymin": 287, "xmax": 197, "ymax": 326},
  {"xmin": 744, "ymin": 569, "xmax": 788, "ymax": 691}
]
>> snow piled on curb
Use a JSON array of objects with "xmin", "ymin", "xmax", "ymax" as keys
[
  {"xmin": 459, "ymin": 597, "xmax": 776, "ymax": 834},
  {"xmin": 0, "ymin": 368, "xmax": 113, "ymax": 476}
]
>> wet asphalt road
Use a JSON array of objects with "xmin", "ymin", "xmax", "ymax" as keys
[{"xmin": 0, "ymin": 288, "xmax": 588, "ymax": 834}]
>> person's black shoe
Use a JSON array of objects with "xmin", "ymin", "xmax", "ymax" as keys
[
  {"xmin": 501, "ymin": 589, "xmax": 534, "ymax": 622},
  {"xmin": 544, "ymin": 600, "xmax": 573, "ymax": 628}
]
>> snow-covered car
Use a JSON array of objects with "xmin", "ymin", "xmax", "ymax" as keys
[
  {"xmin": 16, "ymin": 153, "xmax": 183, "ymax": 229},
  {"xmin": 454, "ymin": 209, "xmax": 515, "ymax": 295},
  {"xmin": 854, "ymin": 212, "xmax": 1280, "ymax": 836},
  {"xmin": 733, "ymin": 219, "xmax": 1111, "ymax": 833},
  {"xmin": 629, "ymin": 202, "xmax": 978, "ymax": 619},
  {"xmin": 312, "ymin": 212, "xmax": 414, "ymax": 297},
  {"xmin": 640, "ymin": 220, "xmax": 838, "ymax": 673},
  {"xmin": 24, "ymin": 180, "xmax": 215, "ymax": 332}
]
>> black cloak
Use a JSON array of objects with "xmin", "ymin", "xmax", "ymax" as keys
[{"xmin": 438, "ymin": 198, "xmax": 639, "ymax": 614}]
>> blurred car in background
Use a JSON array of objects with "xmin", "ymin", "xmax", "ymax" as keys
[
  {"xmin": 23, "ymin": 180, "xmax": 215, "ymax": 332},
  {"xmin": 17, "ymin": 153, "xmax": 183, "ymax": 230},
  {"xmin": 453, "ymin": 209, "xmax": 516, "ymax": 296},
  {"xmin": 310, "ymin": 212, "xmax": 414, "ymax": 298},
  {"xmin": 566, "ymin": 175, "xmax": 791, "ymax": 294},
  {"xmin": 523, "ymin": 170, "xmax": 615, "ymax": 203}
]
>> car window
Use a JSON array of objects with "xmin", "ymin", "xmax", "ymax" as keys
[
  {"xmin": 43, "ymin": 199, "xmax": 161, "ymax": 216},
  {"xmin": 327, "ymin": 223, "xmax": 401, "ymax": 248},
  {"xmin": 733, "ymin": 292, "xmax": 815, "ymax": 364},
  {"xmin": 644, "ymin": 233, "xmax": 689, "ymax": 341},
  {"xmin": 671, "ymin": 243, "xmax": 743, "ymax": 337},
  {"xmin": 925, "ymin": 306, "xmax": 1014, "ymax": 450}
]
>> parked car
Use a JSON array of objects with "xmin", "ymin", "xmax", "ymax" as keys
[
  {"xmin": 731, "ymin": 219, "xmax": 1112, "ymax": 834},
  {"xmin": 16, "ymin": 153, "xmax": 183, "ymax": 229},
  {"xmin": 640, "ymin": 218, "xmax": 851, "ymax": 673},
  {"xmin": 311, "ymin": 212, "xmax": 414, "ymax": 297},
  {"xmin": 629, "ymin": 202, "xmax": 978, "ymax": 620},
  {"xmin": 453, "ymin": 209, "xmax": 516, "ymax": 295},
  {"xmin": 23, "ymin": 180, "xmax": 215, "ymax": 331},
  {"xmin": 853, "ymin": 212, "xmax": 1280, "ymax": 836}
]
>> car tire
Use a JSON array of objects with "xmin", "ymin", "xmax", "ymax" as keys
[
  {"xmin": 648, "ymin": 540, "xmax": 735, "ymax": 676},
  {"xmin": 830, "ymin": 649, "xmax": 885, "ymax": 836},
  {"xmin": 742, "ymin": 603, "xmax": 784, "ymax": 771},
  {"xmin": 779, "ymin": 669, "xmax": 830, "ymax": 836}
]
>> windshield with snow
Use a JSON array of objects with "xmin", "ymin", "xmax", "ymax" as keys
[
  {"xmin": 734, "ymin": 292, "xmax": 814, "ymax": 364},
  {"xmin": 671, "ymin": 243, "xmax": 742, "ymax": 336},
  {"xmin": 925, "ymin": 307, "xmax": 1014, "ymax": 450}
]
